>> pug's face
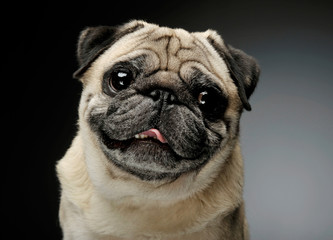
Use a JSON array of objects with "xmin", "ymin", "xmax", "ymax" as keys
[{"xmin": 75, "ymin": 21, "xmax": 259, "ymax": 182}]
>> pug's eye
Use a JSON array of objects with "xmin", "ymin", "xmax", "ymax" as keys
[
  {"xmin": 109, "ymin": 69, "xmax": 134, "ymax": 92},
  {"xmin": 197, "ymin": 89, "xmax": 228, "ymax": 121},
  {"xmin": 198, "ymin": 91, "xmax": 208, "ymax": 105}
]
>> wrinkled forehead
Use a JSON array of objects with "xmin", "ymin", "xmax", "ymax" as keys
[
  {"xmin": 92, "ymin": 25, "xmax": 231, "ymax": 87},
  {"xmin": 139, "ymin": 27, "xmax": 211, "ymax": 72}
]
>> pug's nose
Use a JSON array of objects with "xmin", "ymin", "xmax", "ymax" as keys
[
  {"xmin": 149, "ymin": 89, "xmax": 161, "ymax": 101},
  {"xmin": 149, "ymin": 89, "xmax": 177, "ymax": 104}
]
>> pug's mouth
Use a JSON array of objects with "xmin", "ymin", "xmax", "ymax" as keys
[
  {"xmin": 98, "ymin": 127, "xmax": 207, "ymax": 180},
  {"xmin": 134, "ymin": 129, "xmax": 168, "ymax": 143},
  {"xmin": 101, "ymin": 128, "xmax": 171, "ymax": 151}
]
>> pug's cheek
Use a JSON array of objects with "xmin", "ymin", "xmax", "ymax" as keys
[
  {"xmin": 159, "ymin": 106, "xmax": 207, "ymax": 159},
  {"xmin": 102, "ymin": 97, "xmax": 156, "ymax": 140}
]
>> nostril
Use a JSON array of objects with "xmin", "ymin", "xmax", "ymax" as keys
[
  {"xmin": 167, "ymin": 93, "xmax": 177, "ymax": 104},
  {"xmin": 149, "ymin": 89, "xmax": 161, "ymax": 101},
  {"xmin": 148, "ymin": 89, "xmax": 178, "ymax": 104}
]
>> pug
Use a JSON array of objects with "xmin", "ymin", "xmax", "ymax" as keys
[{"xmin": 56, "ymin": 20, "xmax": 260, "ymax": 240}]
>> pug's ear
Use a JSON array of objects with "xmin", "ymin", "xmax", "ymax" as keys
[
  {"xmin": 206, "ymin": 31, "xmax": 260, "ymax": 111},
  {"xmin": 73, "ymin": 21, "xmax": 145, "ymax": 80},
  {"xmin": 73, "ymin": 26, "xmax": 117, "ymax": 79}
]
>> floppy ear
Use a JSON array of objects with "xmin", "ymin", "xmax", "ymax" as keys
[
  {"xmin": 73, "ymin": 26, "xmax": 118, "ymax": 79},
  {"xmin": 73, "ymin": 21, "xmax": 145, "ymax": 79},
  {"xmin": 206, "ymin": 31, "xmax": 260, "ymax": 111}
]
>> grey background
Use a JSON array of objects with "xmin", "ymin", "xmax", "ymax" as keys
[
  {"xmin": 240, "ymin": 11, "xmax": 333, "ymax": 240},
  {"xmin": 4, "ymin": 0, "xmax": 332, "ymax": 239}
]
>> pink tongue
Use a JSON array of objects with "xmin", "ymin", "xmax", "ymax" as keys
[{"xmin": 141, "ymin": 129, "xmax": 167, "ymax": 143}]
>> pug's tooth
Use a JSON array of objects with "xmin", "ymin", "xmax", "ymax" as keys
[
  {"xmin": 139, "ymin": 134, "xmax": 147, "ymax": 139},
  {"xmin": 135, "ymin": 134, "xmax": 140, "ymax": 139}
]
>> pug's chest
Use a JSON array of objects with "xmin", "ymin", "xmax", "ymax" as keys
[{"xmin": 82, "ymin": 201, "xmax": 238, "ymax": 240}]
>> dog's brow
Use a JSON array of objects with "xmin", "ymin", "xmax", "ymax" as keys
[
  {"xmin": 189, "ymin": 67, "xmax": 227, "ymax": 95},
  {"xmin": 190, "ymin": 68, "xmax": 213, "ymax": 85},
  {"xmin": 126, "ymin": 55, "xmax": 147, "ymax": 70},
  {"xmin": 106, "ymin": 55, "xmax": 148, "ymax": 74}
]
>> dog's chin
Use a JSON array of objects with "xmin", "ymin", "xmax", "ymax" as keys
[{"xmin": 99, "ymin": 130, "xmax": 206, "ymax": 181}]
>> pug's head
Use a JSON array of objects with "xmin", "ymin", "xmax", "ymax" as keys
[{"xmin": 75, "ymin": 20, "xmax": 259, "ymax": 184}]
